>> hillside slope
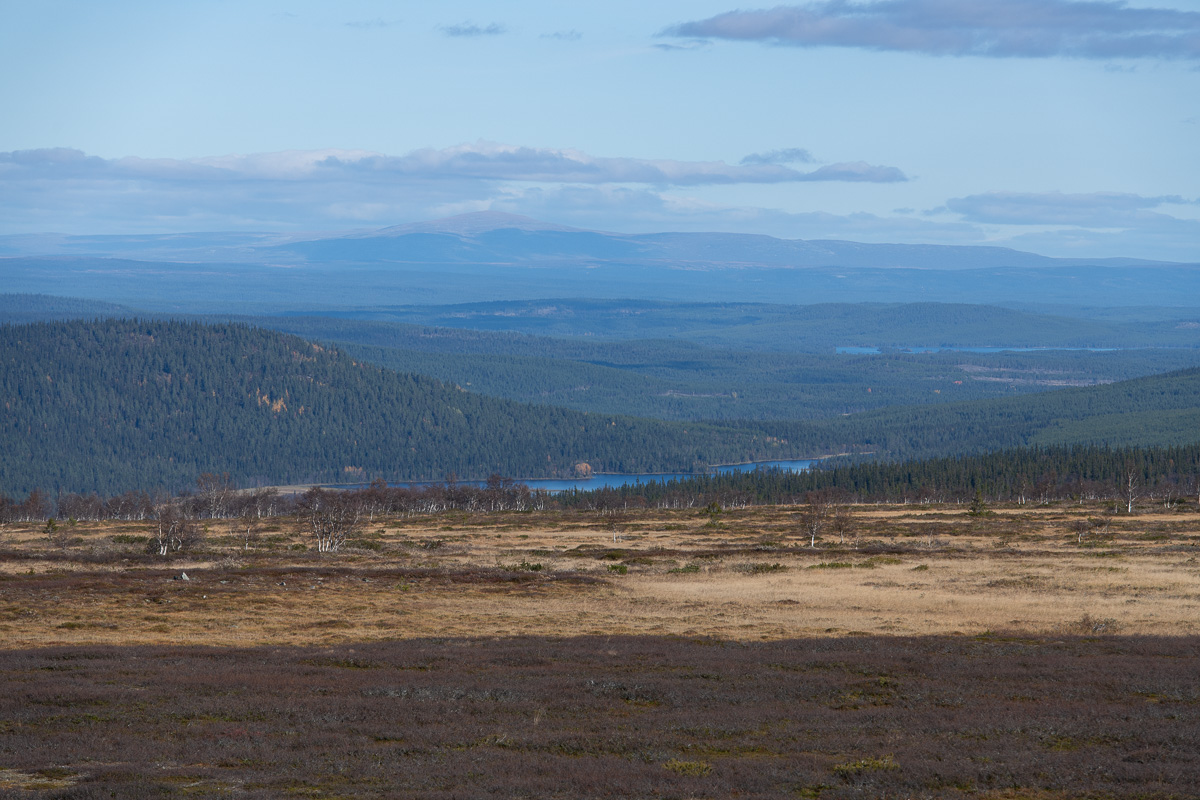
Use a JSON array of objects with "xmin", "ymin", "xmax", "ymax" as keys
[
  {"xmin": 275, "ymin": 299, "xmax": 1200, "ymax": 351},
  {"xmin": 801, "ymin": 367, "xmax": 1200, "ymax": 458},
  {"xmin": 0, "ymin": 320, "xmax": 812, "ymax": 495}
]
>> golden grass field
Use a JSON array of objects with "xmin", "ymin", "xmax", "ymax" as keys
[{"xmin": 2, "ymin": 503, "xmax": 1198, "ymax": 650}]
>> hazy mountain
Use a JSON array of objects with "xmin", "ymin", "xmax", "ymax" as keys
[
  {"xmin": 273, "ymin": 213, "xmax": 1190, "ymax": 270},
  {"xmin": 364, "ymin": 211, "xmax": 588, "ymax": 237},
  {"xmin": 3, "ymin": 212, "xmax": 1191, "ymax": 269},
  {"xmin": 5, "ymin": 213, "xmax": 1198, "ymax": 313}
]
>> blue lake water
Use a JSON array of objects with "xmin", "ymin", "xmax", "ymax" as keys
[
  {"xmin": 519, "ymin": 459, "xmax": 815, "ymax": 493},
  {"xmin": 837, "ymin": 346, "xmax": 1122, "ymax": 354},
  {"xmin": 335, "ymin": 459, "xmax": 814, "ymax": 494}
]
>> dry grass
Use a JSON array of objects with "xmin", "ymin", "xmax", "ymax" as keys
[
  {"xmin": 1, "ymin": 502, "xmax": 1198, "ymax": 649},
  {"xmin": 4, "ymin": 506, "xmax": 1199, "ymax": 798}
]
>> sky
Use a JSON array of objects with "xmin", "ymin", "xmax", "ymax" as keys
[{"xmin": 1, "ymin": 0, "xmax": 1198, "ymax": 260}]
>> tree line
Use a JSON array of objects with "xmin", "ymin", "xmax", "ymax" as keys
[
  {"xmin": 554, "ymin": 443, "xmax": 1200, "ymax": 510},
  {"xmin": 4, "ymin": 444, "xmax": 1198, "ymax": 534},
  {"xmin": 3, "ymin": 473, "xmax": 553, "ymax": 555}
]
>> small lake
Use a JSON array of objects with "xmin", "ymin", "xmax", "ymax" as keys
[
  {"xmin": 836, "ymin": 346, "xmax": 1122, "ymax": 354},
  {"xmin": 518, "ymin": 459, "xmax": 815, "ymax": 493},
  {"xmin": 335, "ymin": 459, "xmax": 814, "ymax": 494}
]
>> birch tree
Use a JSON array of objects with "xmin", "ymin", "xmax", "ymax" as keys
[
  {"xmin": 148, "ymin": 502, "xmax": 202, "ymax": 556},
  {"xmin": 299, "ymin": 488, "xmax": 362, "ymax": 553}
]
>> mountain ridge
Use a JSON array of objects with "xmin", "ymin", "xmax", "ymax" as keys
[
  {"xmin": 3, "ymin": 212, "xmax": 1193, "ymax": 269},
  {"xmin": 363, "ymin": 211, "xmax": 590, "ymax": 237}
]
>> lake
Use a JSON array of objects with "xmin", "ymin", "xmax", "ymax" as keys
[
  {"xmin": 518, "ymin": 459, "xmax": 815, "ymax": 492},
  {"xmin": 336, "ymin": 459, "xmax": 814, "ymax": 493},
  {"xmin": 836, "ymin": 346, "xmax": 1121, "ymax": 354}
]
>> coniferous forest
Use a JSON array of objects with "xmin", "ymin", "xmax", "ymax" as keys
[
  {"xmin": 3, "ymin": 316, "xmax": 1200, "ymax": 497},
  {"xmin": 0, "ymin": 319, "xmax": 808, "ymax": 495}
]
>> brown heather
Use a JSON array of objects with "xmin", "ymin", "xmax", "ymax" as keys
[{"xmin": 0, "ymin": 502, "xmax": 1198, "ymax": 797}]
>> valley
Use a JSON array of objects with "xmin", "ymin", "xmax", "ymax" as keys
[
  {"xmin": 3, "ymin": 216, "xmax": 1199, "ymax": 800},
  {"xmin": 7, "ymin": 5, "xmax": 1200, "ymax": 794}
]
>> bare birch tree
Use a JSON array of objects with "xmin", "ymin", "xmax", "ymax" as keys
[
  {"xmin": 195, "ymin": 472, "xmax": 234, "ymax": 519},
  {"xmin": 1123, "ymin": 467, "xmax": 1140, "ymax": 514},
  {"xmin": 799, "ymin": 491, "xmax": 832, "ymax": 548},
  {"xmin": 828, "ymin": 502, "xmax": 855, "ymax": 547},
  {"xmin": 299, "ymin": 488, "xmax": 362, "ymax": 553},
  {"xmin": 233, "ymin": 488, "xmax": 276, "ymax": 550},
  {"xmin": 148, "ymin": 502, "xmax": 202, "ymax": 556}
]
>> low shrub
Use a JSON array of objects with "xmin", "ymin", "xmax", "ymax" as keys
[{"xmin": 663, "ymin": 758, "xmax": 713, "ymax": 777}]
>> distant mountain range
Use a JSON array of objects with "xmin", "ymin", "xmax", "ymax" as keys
[
  {"xmin": 2, "ymin": 211, "xmax": 1192, "ymax": 270},
  {"xmin": 4, "ymin": 212, "xmax": 1199, "ymax": 311}
]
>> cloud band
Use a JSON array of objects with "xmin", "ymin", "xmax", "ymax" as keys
[
  {"xmin": 0, "ymin": 144, "xmax": 906, "ymax": 187},
  {"xmin": 664, "ymin": 1, "xmax": 1200, "ymax": 59}
]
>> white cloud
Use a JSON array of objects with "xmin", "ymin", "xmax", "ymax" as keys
[
  {"xmin": 740, "ymin": 148, "xmax": 816, "ymax": 165},
  {"xmin": 439, "ymin": 22, "xmax": 507, "ymax": 37},
  {"xmin": 663, "ymin": 0, "xmax": 1200, "ymax": 59},
  {"xmin": 0, "ymin": 144, "xmax": 904, "ymax": 238},
  {"xmin": 491, "ymin": 184, "xmax": 981, "ymax": 242},
  {"xmin": 940, "ymin": 190, "xmax": 1200, "ymax": 260},
  {"xmin": 0, "ymin": 144, "xmax": 907, "ymax": 188},
  {"xmin": 945, "ymin": 190, "xmax": 1193, "ymax": 226},
  {"xmin": 339, "ymin": 143, "xmax": 906, "ymax": 185},
  {"xmin": 3, "ymin": 147, "xmax": 1196, "ymax": 261},
  {"xmin": 346, "ymin": 18, "xmax": 399, "ymax": 30}
]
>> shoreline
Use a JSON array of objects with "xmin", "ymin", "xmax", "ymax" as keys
[{"xmin": 258, "ymin": 454, "xmax": 853, "ymax": 495}]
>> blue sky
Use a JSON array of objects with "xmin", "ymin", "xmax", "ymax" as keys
[{"xmin": 1, "ymin": 0, "xmax": 1198, "ymax": 260}]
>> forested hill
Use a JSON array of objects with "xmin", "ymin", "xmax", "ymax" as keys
[
  {"xmin": 0, "ymin": 293, "xmax": 140, "ymax": 324},
  {"xmin": 792, "ymin": 366, "xmax": 1200, "ymax": 459},
  {"xmin": 0, "ymin": 320, "xmax": 812, "ymax": 496}
]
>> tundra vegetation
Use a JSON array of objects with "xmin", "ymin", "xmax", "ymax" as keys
[
  {"xmin": 2, "ymin": 305, "xmax": 1200, "ymax": 797},
  {"xmin": 0, "ymin": 486, "xmax": 1198, "ymax": 798}
]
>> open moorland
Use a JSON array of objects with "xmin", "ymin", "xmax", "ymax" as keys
[
  {"xmin": 3, "ymin": 504, "xmax": 1200, "ymax": 646},
  {"xmin": 2, "ymin": 503, "xmax": 1199, "ymax": 797}
]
